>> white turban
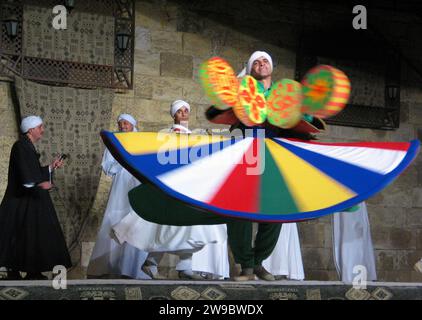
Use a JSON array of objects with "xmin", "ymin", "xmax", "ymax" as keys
[
  {"xmin": 245, "ymin": 51, "xmax": 273, "ymax": 75},
  {"xmin": 118, "ymin": 113, "xmax": 137, "ymax": 127},
  {"xmin": 20, "ymin": 115, "xmax": 43, "ymax": 133},
  {"xmin": 170, "ymin": 100, "xmax": 190, "ymax": 118}
]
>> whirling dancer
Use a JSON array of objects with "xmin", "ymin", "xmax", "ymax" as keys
[{"xmin": 100, "ymin": 52, "xmax": 419, "ymax": 283}]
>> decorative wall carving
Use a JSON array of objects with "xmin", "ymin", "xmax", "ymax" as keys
[{"xmin": 0, "ymin": 0, "xmax": 134, "ymax": 89}]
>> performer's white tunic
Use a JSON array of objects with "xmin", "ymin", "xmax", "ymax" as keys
[
  {"xmin": 332, "ymin": 202, "xmax": 377, "ymax": 283},
  {"xmin": 191, "ymin": 230, "xmax": 230, "ymax": 279},
  {"xmin": 112, "ymin": 125, "xmax": 229, "ymax": 278},
  {"xmin": 262, "ymin": 223, "xmax": 305, "ymax": 280},
  {"xmin": 87, "ymin": 149, "xmax": 149, "ymax": 279}
]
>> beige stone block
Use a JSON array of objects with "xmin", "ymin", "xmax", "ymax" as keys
[
  {"xmin": 400, "ymin": 101, "xmax": 410, "ymax": 123},
  {"xmin": 316, "ymin": 215, "xmax": 332, "ymax": 224},
  {"xmin": 301, "ymin": 248, "xmax": 334, "ymax": 270},
  {"xmin": 389, "ymin": 250, "xmax": 415, "ymax": 271},
  {"xmin": 194, "ymin": 103, "xmax": 210, "ymax": 124},
  {"xmin": 134, "ymin": 73, "xmax": 153, "ymax": 99},
  {"xmin": 367, "ymin": 205, "xmax": 406, "ymax": 228},
  {"xmin": 67, "ymin": 265, "xmax": 86, "ymax": 280},
  {"xmin": 181, "ymin": 79, "xmax": 209, "ymax": 105},
  {"xmin": 388, "ymin": 123, "xmax": 416, "ymax": 142},
  {"xmin": 406, "ymin": 209, "xmax": 422, "ymax": 228},
  {"xmin": 140, "ymin": 122, "xmax": 169, "ymax": 132},
  {"xmin": 271, "ymin": 50, "xmax": 296, "ymax": 80},
  {"xmin": 375, "ymin": 183, "xmax": 413, "ymax": 208},
  {"xmin": 364, "ymin": 129, "xmax": 388, "ymax": 142},
  {"xmin": 375, "ymin": 250, "xmax": 395, "ymax": 271},
  {"xmin": 393, "ymin": 163, "xmax": 418, "ymax": 192},
  {"xmin": 367, "ymin": 192, "xmax": 385, "ymax": 206},
  {"xmin": 390, "ymin": 228, "xmax": 416, "ymax": 249},
  {"xmin": 151, "ymin": 30, "xmax": 183, "ymax": 54},
  {"xmin": 0, "ymin": 106, "xmax": 18, "ymax": 139},
  {"xmin": 201, "ymin": 18, "xmax": 229, "ymax": 41},
  {"xmin": 134, "ymin": 26, "xmax": 151, "ymax": 51},
  {"xmin": 160, "ymin": 52, "xmax": 193, "ymax": 78},
  {"xmin": 134, "ymin": 50, "xmax": 161, "ymax": 76},
  {"xmin": 0, "ymin": 136, "xmax": 16, "ymax": 199},
  {"xmin": 323, "ymin": 222, "xmax": 333, "ymax": 248},
  {"xmin": 0, "ymin": 82, "xmax": 7, "ymax": 95},
  {"xmin": 417, "ymin": 229, "xmax": 422, "ymax": 250},
  {"xmin": 111, "ymin": 96, "xmax": 129, "ymax": 117},
  {"xmin": 328, "ymin": 125, "xmax": 366, "ymax": 141},
  {"xmin": 135, "ymin": 1, "xmax": 178, "ymax": 32},
  {"xmin": 218, "ymin": 46, "xmax": 245, "ymax": 68},
  {"xmin": 304, "ymin": 269, "xmax": 338, "ymax": 281},
  {"xmin": 412, "ymin": 187, "xmax": 422, "ymax": 207},
  {"xmin": 182, "ymin": 32, "xmax": 212, "ymax": 58},
  {"xmin": 410, "ymin": 271, "xmax": 422, "ymax": 282},
  {"xmin": 81, "ymin": 241, "xmax": 95, "ymax": 267},
  {"xmin": 371, "ymin": 226, "xmax": 393, "ymax": 249},
  {"xmin": 383, "ymin": 270, "xmax": 414, "ymax": 282},
  {"xmin": 401, "ymin": 85, "xmax": 422, "ymax": 104},
  {"xmin": 298, "ymin": 222, "xmax": 327, "ymax": 248},
  {"xmin": 87, "ymin": 173, "xmax": 110, "ymax": 209},
  {"xmin": 115, "ymin": 88, "xmax": 135, "ymax": 99},
  {"xmin": 151, "ymin": 76, "xmax": 184, "ymax": 101},
  {"xmin": 373, "ymin": 226, "xmax": 417, "ymax": 250},
  {"xmin": 130, "ymin": 98, "xmax": 171, "ymax": 125},
  {"xmin": 409, "ymin": 103, "xmax": 422, "ymax": 125}
]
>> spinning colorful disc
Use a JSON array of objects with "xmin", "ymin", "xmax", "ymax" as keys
[
  {"xmin": 238, "ymin": 75, "xmax": 267, "ymax": 124},
  {"xmin": 301, "ymin": 65, "xmax": 351, "ymax": 119},
  {"xmin": 199, "ymin": 57, "xmax": 240, "ymax": 110},
  {"xmin": 266, "ymin": 79, "xmax": 302, "ymax": 129},
  {"xmin": 101, "ymin": 131, "xmax": 419, "ymax": 224},
  {"xmin": 232, "ymin": 102, "xmax": 256, "ymax": 127}
]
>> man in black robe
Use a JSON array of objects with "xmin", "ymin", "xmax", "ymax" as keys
[{"xmin": 0, "ymin": 115, "xmax": 72, "ymax": 280}]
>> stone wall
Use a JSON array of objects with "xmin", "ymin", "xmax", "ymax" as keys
[
  {"xmin": 1, "ymin": 0, "xmax": 421, "ymax": 282},
  {"xmin": 0, "ymin": 81, "xmax": 19, "ymax": 199}
]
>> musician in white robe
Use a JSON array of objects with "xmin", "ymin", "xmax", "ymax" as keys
[
  {"xmin": 112, "ymin": 100, "xmax": 229, "ymax": 280},
  {"xmin": 332, "ymin": 202, "xmax": 377, "ymax": 283},
  {"xmin": 87, "ymin": 114, "xmax": 149, "ymax": 279}
]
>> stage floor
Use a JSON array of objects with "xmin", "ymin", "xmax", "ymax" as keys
[{"xmin": 0, "ymin": 279, "xmax": 421, "ymax": 300}]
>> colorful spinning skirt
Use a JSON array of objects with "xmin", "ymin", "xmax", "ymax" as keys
[{"xmin": 101, "ymin": 131, "xmax": 419, "ymax": 224}]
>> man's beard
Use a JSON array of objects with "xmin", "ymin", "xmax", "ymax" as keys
[{"xmin": 251, "ymin": 71, "xmax": 271, "ymax": 80}]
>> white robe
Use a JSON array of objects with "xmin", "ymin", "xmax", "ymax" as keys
[
  {"xmin": 332, "ymin": 202, "xmax": 377, "ymax": 283},
  {"xmin": 262, "ymin": 223, "xmax": 305, "ymax": 280},
  {"xmin": 111, "ymin": 124, "xmax": 230, "ymax": 278},
  {"xmin": 87, "ymin": 149, "xmax": 149, "ymax": 279}
]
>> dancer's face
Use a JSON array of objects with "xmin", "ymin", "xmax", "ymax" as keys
[{"xmin": 250, "ymin": 56, "xmax": 272, "ymax": 80}]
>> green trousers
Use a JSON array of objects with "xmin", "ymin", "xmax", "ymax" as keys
[{"xmin": 226, "ymin": 220, "xmax": 282, "ymax": 269}]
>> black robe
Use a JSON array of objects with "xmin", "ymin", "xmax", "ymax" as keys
[{"xmin": 0, "ymin": 135, "xmax": 72, "ymax": 273}]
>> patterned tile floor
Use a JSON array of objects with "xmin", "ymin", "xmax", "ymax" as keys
[{"xmin": 0, "ymin": 280, "xmax": 421, "ymax": 300}]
